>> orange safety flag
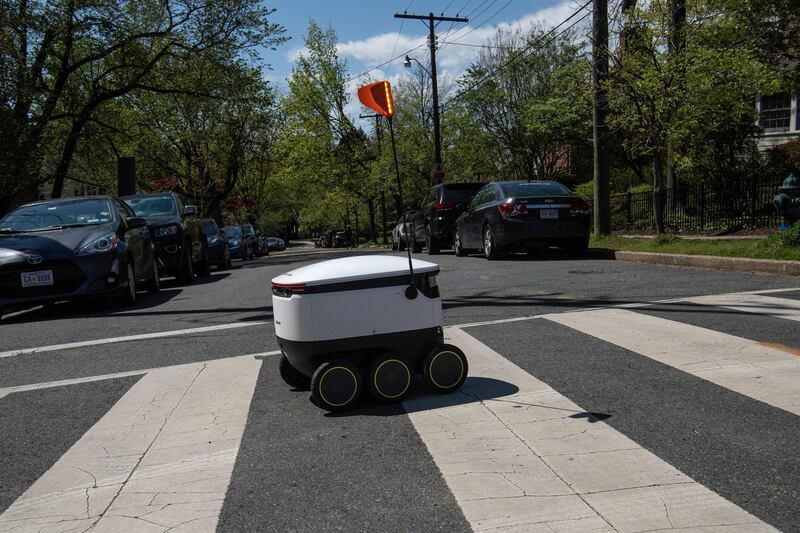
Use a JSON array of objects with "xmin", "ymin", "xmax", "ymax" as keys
[{"xmin": 357, "ymin": 81, "xmax": 395, "ymax": 118}]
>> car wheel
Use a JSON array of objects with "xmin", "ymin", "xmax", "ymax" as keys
[
  {"xmin": 197, "ymin": 242, "xmax": 211, "ymax": 277},
  {"xmin": 425, "ymin": 226, "xmax": 440, "ymax": 255},
  {"xmin": 147, "ymin": 259, "xmax": 161, "ymax": 293},
  {"xmin": 454, "ymin": 228, "xmax": 466, "ymax": 257},
  {"xmin": 178, "ymin": 244, "xmax": 194, "ymax": 284},
  {"xmin": 391, "ymin": 238, "xmax": 398, "ymax": 251},
  {"xmin": 279, "ymin": 355, "xmax": 311, "ymax": 390},
  {"xmin": 483, "ymin": 225, "xmax": 500, "ymax": 260},
  {"xmin": 120, "ymin": 260, "xmax": 137, "ymax": 306},
  {"xmin": 411, "ymin": 236, "xmax": 423, "ymax": 253}
]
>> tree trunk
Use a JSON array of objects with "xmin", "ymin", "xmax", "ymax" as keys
[
  {"xmin": 367, "ymin": 197, "xmax": 376, "ymax": 243},
  {"xmin": 652, "ymin": 153, "xmax": 666, "ymax": 234},
  {"xmin": 51, "ymin": 115, "xmax": 89, "ymax": 198}
]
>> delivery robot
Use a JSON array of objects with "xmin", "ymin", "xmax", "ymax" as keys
[{"xmin": 271, "ymin": 255, "xmax": 468, "ymax": 411}]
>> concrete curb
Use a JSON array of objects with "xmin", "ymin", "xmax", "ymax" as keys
[{"xmin": 610, "ymin": 250, "xmax": 800, "ymax": 276}]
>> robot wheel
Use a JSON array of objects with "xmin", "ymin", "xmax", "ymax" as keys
[
  {"xmin": 310, "ymin": 359, "xmax": 363, "ymax": 412},
  {"xmin": 423, "ymin": 344, "xmax": 469, "ymax": 394}
]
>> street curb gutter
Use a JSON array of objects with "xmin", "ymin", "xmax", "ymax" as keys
[{"xmin": 608, "ymin": 250, "xmax": 800, "ymax": 276}]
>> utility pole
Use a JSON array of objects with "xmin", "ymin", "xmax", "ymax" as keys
[
  {"xmin": 394, "ymin": 11, "xmax": 468, "ymax": 184},
  {"xmin": 592, "ymin": 0, "xmax": 610, "ymax": 235}
]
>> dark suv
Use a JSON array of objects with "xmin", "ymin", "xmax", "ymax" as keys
[
  {"xmin": 121, "ymin": 192, "xmax": 209, "ymax": 283},
  {"xmin": 410, "ymin": 182, "xmax": 485, "ymax": 254}
]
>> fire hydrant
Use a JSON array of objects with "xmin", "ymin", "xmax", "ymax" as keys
[{"xmin": 774, "ymin": 172, "xmax": 800, "ymax": 230}]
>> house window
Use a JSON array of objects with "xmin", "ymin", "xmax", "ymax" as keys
[{"xmin": 759, "ymin": 93, "xmax": 791, "ymax": 131}]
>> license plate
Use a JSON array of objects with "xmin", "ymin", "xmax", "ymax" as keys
[
  {"xmin": 540, "ymin": 209, "xmax": 559, "ymax": 219},
  {"xmin": 21, "ymin": 270, "xmax": 54, "ymax": 287}
]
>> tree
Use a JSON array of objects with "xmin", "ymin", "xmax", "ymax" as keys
[
  {"xmin": 277, "ymin": 21, "xmax": 375, "ymax": 235},
  {"xmin": 0, "ymin": 0, "xmax": 285, "ymax": 215},
  {"xmin": 607, "ymin": 0, "xmax": 780, "ymax": 232},
  {"xmin": 453, "ymin": 26, "xmax": 591, "ymax": 181}
]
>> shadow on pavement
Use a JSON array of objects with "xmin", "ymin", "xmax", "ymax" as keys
[{"xmin": 326, "ymin": 376, "xmax": 520, "ymax": 417}]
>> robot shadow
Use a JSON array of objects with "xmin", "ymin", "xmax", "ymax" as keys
[{"xmin": 325, "ymin": 376, "xmax": 520, "ymax": 418}]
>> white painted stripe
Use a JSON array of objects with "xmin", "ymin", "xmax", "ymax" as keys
[
  {"xmin": 682, "ymin": 292, "xmax": 800, "ymax": 322},
  {"xmin": 547, "ymin": 309, "xmax": 800, "ymax": 415},
  {"xmin": 0, "ymin": 321, "xmax": 268, "ymax": 359},
  {"xmin": 736, "ymin": 287, "xmax": 800, "ymax": 295},
  {"xmin": 404, "ymin": 328, "xmax": 774, "ymax": 532},
  {"xmin": 0, "ymin": 350, "xmax": 281, "ymax": 399},
  {"xmin": 0, "ymin": 355, "xmax": 262, "ymax": 532}
]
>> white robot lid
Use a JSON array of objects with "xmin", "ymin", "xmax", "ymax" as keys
[{"xmin": 272, "ymin": 255, "xmax": 439, "ymax": 287}]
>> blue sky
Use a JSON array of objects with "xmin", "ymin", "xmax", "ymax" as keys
[{"xmin": 258, "ymin": 0, "xmax": 587, "ymax": 118}]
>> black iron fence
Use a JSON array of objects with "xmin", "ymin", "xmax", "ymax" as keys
[{"xmin": 607, "ymin": 175, "xmax": 785, "ymax": 231}]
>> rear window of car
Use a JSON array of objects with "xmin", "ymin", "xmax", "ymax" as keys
[
  {"xmin": 202, "ymin": 220, "xmax": 218, "ymax": 235},
  {"xmin": 441, "ymin": 184, "xmax": 484, "ymax": 204},
  {"xmin": 499, "ymin": 182, "xmax": 573, "ymax": 197}
]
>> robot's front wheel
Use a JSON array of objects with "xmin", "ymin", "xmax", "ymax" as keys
[
  {"xmin": 368, "ymin": 353, "xmax": 412, "ymax": 402},
  {"xmin": 311, "ymin": 359, "xmax": 362, "ymax": 412},
  {"xmin": 423, "ymin": 344, "xmax": 468, "ymax": 394},
  {"xmin": 279, "ymin": 355, "xmax": 311, "ymax": 390}
]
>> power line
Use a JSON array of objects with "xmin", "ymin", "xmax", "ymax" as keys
[
  {"xmin": 441, "ymin": 0, "xmax": 513, "ymax": 48},
  {"xmin": 447, "ymin": 1, "xmax": 592, "ymax": 104},
  {"xmin": 346, "ymin": 43, "xmax": 426, "ymax": 83},
  {"xmin": 390, "ymin": 0, "xmax": 416, "ymax": 60}
]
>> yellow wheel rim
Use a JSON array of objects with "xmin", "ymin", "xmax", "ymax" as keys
[
  {"xmin": 373, "ymin": 359, "xmax": 411, "ymax": 399},
  {"xmin": 318, "ymin": 366, "xmax": 358, "ymax": 407},
  {"xmin": 429, "ymin": 351, "xmax": 464, "ymax": 389}
]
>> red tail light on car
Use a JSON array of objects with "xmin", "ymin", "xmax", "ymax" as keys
[
  {"xmin": 434, "ymin": 201, "xmax": 457, "ymax": 211},
  {"xmin": 570, "ymin": 199, "xmax": 591, "ymax": 215},
  {"xmin": 497, "ymin": 199, "xmax": 528, "ymax": 218}
]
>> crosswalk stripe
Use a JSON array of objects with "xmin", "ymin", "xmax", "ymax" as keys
[
  {"xmin": 546, "ymin": 308, "xmax": 800, "ymax": 416},
  {"xmin": 404, "ymin": 327, "xmax": 774, "ymax": 532},
  {"xmin": 0, "ymin": 355, "xmax": 261, "ymax": 532},
  {"xmin": 0, "ymin": 350, "xmax": 281, "ymax": 400},
  {"xmin": 681, "ymin": 293, "xmax": 800, "ymax": 322}
]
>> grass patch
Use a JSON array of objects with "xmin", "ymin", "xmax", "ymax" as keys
[{"xmin": 591, "ymin": 228, "xmax": 800, "ymax": 261}]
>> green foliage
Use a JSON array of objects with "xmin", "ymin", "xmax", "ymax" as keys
[
  {"xmin": 0, "ymin": 0, "xmax": 286, "ymax": 215},
  {"xmin": 761, "ymin": 222, "xmax": 800, "ymax": 249},
  {"xmin": 574, "ymin": 181, "xmax": 594, "ymax": 201}
]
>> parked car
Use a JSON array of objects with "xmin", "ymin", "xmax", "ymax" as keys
[
  {"xmin": 391, "ymin": 211, "xmax": 415, "ymax": 251},
  {"xmin": 454, "ymin": 180, "xmax": 591, "ymax": 260},
  {"xmin": 121, "ymin": 192, "xmax": 209, "ymax": 283},
  {"xmin": 201, "ymin": 218, "xmax": 231, "ymax": 270},
  {"xmin": 410, "ymin": 182, "xmax": 485, "ymax": 254},
  {"xmin": 223, "ymin": 225, "xmax": 253, "ymax": 260},
  {"xmin": 329, "ymin": 229, "xmax": 352, "ymax": 248},
  {"xmin": 254, "ymin": 231, "xmax": 270, "ymax": 257},
  {"xmin": 266, "ymin": 236, "xmax": 286, "ymax": 251},
  {"xmin": 241, "ymin": 224, "xmax": 266, "ymax": 257},
  {"xmin": 0, "ymin": 195, "xmax": 159, "ymax": 312}
]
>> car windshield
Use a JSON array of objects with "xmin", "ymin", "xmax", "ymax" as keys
[
  {"xmin": 242, "ymin": 226, "xmax": 254, "ymax": 236},
  {"xmin": 500, "ymin": 182, "xmax": 573, "ymax": 197},
  {"xmin": 223, "ymin": 226, "xmax": 242, "ymax": 237},
  {"xmin": 123, "ymin": 195, "xmax": 177, "ymax": 216},
  {"xmin": 202, "ymin": 220, "xmax": 218, "ymax": 236},
  {"xmin": 442, "ymin": 185, "xmax": 484, "ymax": 204},
  {"xmin": 0, "ymin": 198, "xmax": 113, "ymax": 232}
]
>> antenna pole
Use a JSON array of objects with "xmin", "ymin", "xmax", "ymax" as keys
[{"xmin": 387, "ymin": 116, "xmax": 417, "ymax": 297}]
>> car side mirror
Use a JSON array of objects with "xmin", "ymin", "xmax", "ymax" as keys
[
  {"xmin": 128, "ymin": 217, "xmax": 147, "ymax": 229},
  {"xmin": 184, "ymin": 205, "xmax": 197, "ymax": 217}
]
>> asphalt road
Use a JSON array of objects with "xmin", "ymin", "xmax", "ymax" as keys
[{"xmin": 1, "ymin": 246, "xmax": 798, "ymax": 532}]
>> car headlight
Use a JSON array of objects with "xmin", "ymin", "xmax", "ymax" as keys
[
  {"xmin": 230, "ymin": 238, "xmax": 241, "ymax": 246},
  {"xmin": 77, "ymin": 232, "xmax": 118, "ymax": 255},
  {"xmin": 155, "ymin": 225, "xmax": 179, "ymax": 238},
  {"xmin": 208, "ymin": 236, "xmax": 220, "ymax": 245}
]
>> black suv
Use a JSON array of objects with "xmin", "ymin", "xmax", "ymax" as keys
[
  {"xmin": 121, "ymin": 192, "xmax": 209, "ymax": 283},
  {"xmin": 410, "ymin": 182, "xmax": 485, "ymax": 254}
]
